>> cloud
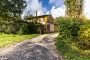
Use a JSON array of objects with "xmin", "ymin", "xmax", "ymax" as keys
[
  {"xmin": 49, "ymin": 0, "xmax": 63, "ymax": 6},
  {"xmin": 22, "ymin": 0, "xmax": 65, "ymax": 19},
  {"xmin": 46, "ymin": 11, "xmax": 50, "ymax": 14},
  {"xmin": 84, "ymin": 0, "xmax": 90, "ymax": 19},
  {"xmin": 37, "ymin": 10, "xmax": 45, "ymax": 16},
  {"xmin": 25, "ymin": 0, "xmax": 29, "ymax": 2},
  {"xmin": 21, "ymin": 0, "xmax": 47, "ymax": 19},
  {"xmin": 50, "ymin": 5, "xmax": 65, "ymax": 18}
]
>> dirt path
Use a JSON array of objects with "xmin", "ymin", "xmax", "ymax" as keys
[
  {"xmin": 31, "ymin": 34, "xmax": 49, "ymax": 43},
  {"xmin": 0, "ymin": 34, "xmax": 63, "ymax": 60}
]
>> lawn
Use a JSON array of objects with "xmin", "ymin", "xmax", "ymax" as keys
[
  {"xmin": 55, "ymin": 36, "xmax": 90, "ymax": 60},
  {"xmin": 0, "ymin": 33, "xmax": 40, "ymax": 48},
  {"xmin": 44, "ymin": 31, "xmax": 58, "ymax": 34}
]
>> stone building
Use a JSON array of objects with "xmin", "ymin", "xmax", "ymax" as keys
[{"xmin": 27, "ymin": 11, "xmax": 58, "ymax": 32}]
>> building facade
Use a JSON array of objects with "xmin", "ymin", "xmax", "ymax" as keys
[{"xmin": 27, "ymin": 11, "xmax": 58, "ymax": 32}]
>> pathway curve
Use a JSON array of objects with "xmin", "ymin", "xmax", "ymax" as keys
[{"xmin": 0, "ymin": 34, "xmax": 63, "ymax": 60}]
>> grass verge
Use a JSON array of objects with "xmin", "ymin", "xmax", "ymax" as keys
[
  {"xmin": 0, "ymin": 33, "xmax": 40, "ymax": 48},
  {"xmin": 44, "ymin": 31, "xmax": 56, "ymax": 34},
  {"xmin": 55, "ymin": 36, "xmax": 90, "ymax": 60}
]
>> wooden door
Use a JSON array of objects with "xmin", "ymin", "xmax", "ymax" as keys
[{"xmin": 47, "ymin": 24, "xmax": 50, "ymax": 31}]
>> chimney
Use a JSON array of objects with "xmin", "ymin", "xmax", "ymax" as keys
[{"xmin": 35, "ymin": 11, "xmax": 37, "ymax": 17}]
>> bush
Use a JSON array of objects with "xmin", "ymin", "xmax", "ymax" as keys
[
  {"xmin": 77, "ymin": 20, "xmax": 90, "ymax": 49},
  {"xmin": 0, "ymin": 20, "xmax": 41, "ymax": 35},
  {"xmin": 0, "ymin": 23, "xmax": 16, "ymax": 34},
  {"xmin": 17, "ymin": 23, "xmax": 28, "ymax": 35},
  {"xmin": 18, "ymin": 22, "xmax": 41, "ymax": 35},
  {"xmin": 58, "ymin": 18, "xmax": 83, "ymax": 38},
  {"xmin": 56, "ymin": 17, "xmax": 90, "ymax": 50}
]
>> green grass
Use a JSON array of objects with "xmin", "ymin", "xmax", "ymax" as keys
[
  {"xmin": 36, "ymin": 31, "xmax": 56, "ymax": 34},
  {"xmin": 44, "ymin": 31, "xmax": 56, "ymax": 34},
  {"xmin": 55, "ymin": 36, "xmax": 90, "ymax": 60},
  {"xmin": 0, "ymin": 33, "xmax": 40, "ymax": 48}
]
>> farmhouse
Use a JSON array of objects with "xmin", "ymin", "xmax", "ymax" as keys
[{"xmin": 27, "ymin": 11, "xmax": 58, "ymax": 32}]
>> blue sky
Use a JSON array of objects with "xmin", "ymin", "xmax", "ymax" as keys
[
  {"xmin": 22, "ymin": 0, "xmax": 90, "ymax": 19},
  {"xmin": 38, "ymin": 0, "xmax": 64, "ymax": 12}
]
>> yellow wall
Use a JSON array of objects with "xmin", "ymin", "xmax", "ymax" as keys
[
  {"xmin": 37, "ymin": 16, "xmax": 49, "ymax": 29},
  {"xmin": 55, "ymin": 25, "xmax": 58, "ymax": 31},
  {"xmin": 46, "ymin": 23, "xmax": 58, "ymax": 32},
  {"xmin": 37, "ymin": 18, "xmax": 45, "ymax": 25},
  {"xmin": 37, "ymin": 15, "xmax": 54, "ymax": 24},
  {"xmin": 48, "ymin": 15, "xmax": 54, "ymax": 23},
  {"xmin": 50, "ymin": 24, "xmax": 55, "ymax": 31}
]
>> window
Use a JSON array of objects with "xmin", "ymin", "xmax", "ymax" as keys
[{"xmin": 43, "ymin": 18, "xmax": 45, "ymax": 20}]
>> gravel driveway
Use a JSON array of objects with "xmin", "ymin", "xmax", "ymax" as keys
[{"xmin": 0, "ymin": 34, "xmax": 63, "ymax": 60}]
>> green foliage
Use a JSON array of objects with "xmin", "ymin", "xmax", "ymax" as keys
[
  {"xmin": 0, "ymin": 0, "xmax": 41, "ymax": 35},
  {"xmin": 24, "ymin": 11, "xmax": 34, "ymax": 20},
  {"xmin": 54, "ymin": 16, "xmax": 66, "ymax": 25},
  {"xmin": 57, "ymin": 18, "xmax": 83, "ymax": 38},
  {"xmin": 18, "ymin": 22, "xmax": 41, "ymax": 35},
  {"xmin": 64, "ymin": 0, "xmax": 84, "ymax": 18},
  {"xmin": 77, "ymin": 20, "xmax": 90, "ymax": 49},
  {"xmin": 55, "ymin": 16, "xmax": 90, "ymax": 50},
  {"xmin": 18, "ymin": 23, "xmax": 28, "ymax": 35},
  {"xmin": 0, "ymin": 20, "xmax": 41, "ymax": 35},
  {"xmin": 56, "ymin": 36, "xmax": 90, "ymax": 60},
  {"xmin": 1, "ymin": 24, "xmax": 16, "ymax": 34},
  {"xmin": 0, "ymin": 0, "xmax": 27, "ymax": 20}
]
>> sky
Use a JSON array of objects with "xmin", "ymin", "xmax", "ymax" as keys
[{"xmin": 21, "ymin": 0, "xmax": 90, "ymax": 19}]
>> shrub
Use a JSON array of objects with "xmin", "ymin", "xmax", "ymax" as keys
[
  {"xmin": 18, "ymin": 22, "xmax": 41, "ymax": 35},
  {"xmin": 0, "ymin": 20, "xmax": 41, "ymax": 35},
  {"xmin": 58, "ymin": 18, "xmax": 83, "ymax": 38},
  {"xmin": 0, "ymin": 23, "xmax": 16, "ymax": 34},
  {"xmin": 17, "ymin": 23, "xmax": 28, "ymax": 35},
  {"xmin": 77, "ymin": 20, "xmax": 90, "ymax": 49}
]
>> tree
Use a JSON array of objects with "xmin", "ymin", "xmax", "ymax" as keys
[
  {"xmin": 25, "ymin": 11, "xmax": 34, "ymax": 20},
  {"xmin": 54, "ymin": 16, "xmax": 68, "ymax": 25},
  {"xmin": 0, "ymin": 0, "xmax": 27, "ymax": 20},
  {"xmin": 64, "ymin": 0, "xmax": 84, "ymax": 19}
]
